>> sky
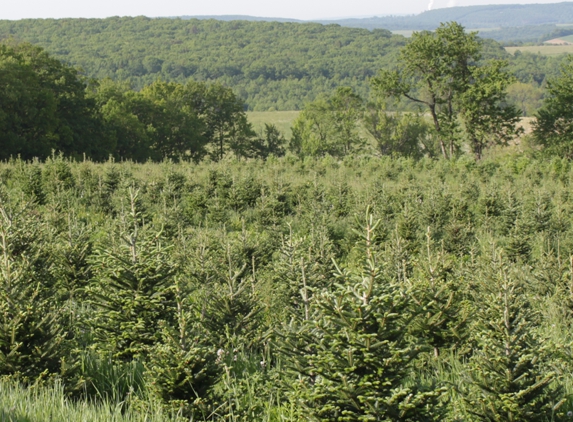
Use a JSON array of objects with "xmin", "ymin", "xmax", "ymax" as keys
[{"xmin": 0, "ymin": 0, "xmax": 565, "ymax": 21}]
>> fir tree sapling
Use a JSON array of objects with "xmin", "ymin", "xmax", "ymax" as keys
[
  {"xmin": 464, "ymin": 253, "xmax": 564, "ymax": 421},
  {"xmin": 0, "ymin": 205, "xmax": 68, "ymax": 382},
  {"xmin": 87, "ymin": 188, "xmax": 177, "ymax": 360},
  {"xmin": 280, "ymin": 209, "xmax": 445, "ymax": 421}
]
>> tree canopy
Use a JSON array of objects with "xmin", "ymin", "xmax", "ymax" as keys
[
  {"xmin": 0, "ymin": 42, "xmax": 256, "ymax": 162},
  {"xmin": 0, "ymin": 17, "xmax": 565, "ymax": 111},
  {"xmin": 533, "ymin": 56, "xmax": 573, "ymax": 158},
  {"xmin": 372, "ymin": 22, "xmax": 522, "ymax": 160}
]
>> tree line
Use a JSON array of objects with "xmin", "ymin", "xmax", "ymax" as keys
[
  {"xmin": 292, "ymin": 22, "xmax": 573, "ymax": 161},
  {"xmin": 0, "ymin": 42, "xmax": 280, "ymax": 162},
  {"xmin": 2, "ymin": 22, "xmax": 573, "ymax": 163}
]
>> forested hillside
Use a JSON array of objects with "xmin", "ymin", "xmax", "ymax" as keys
[
  {"xmin": 0, "ymin": 17, "xmax": 566, "ymax": 110},
  {"xmin": 0, "ymin": 18, "xmax": 402, "ymax": 110},
  {"xmin": 180, "ymin": 3, "xmax": 573, "ymax": 31}
]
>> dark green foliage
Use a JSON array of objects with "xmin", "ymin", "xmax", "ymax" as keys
[
  {"xmin": 464, "ymin": 255, "xmax": 563, "ymax": 421},
  {"xmin": 20, "ymin": 162, "xmax": 46, "ymax": 204},
  {"xmin": 0, "ymin": 15, "xmax": 568, "ymax": 112},
  {"xmin": 145, "ymin": 324, "xmax": 218, "ymax": 413},
  {"xmin": 291, "ymin": 87, "xmax": 364, "ymax": 157},
  {"xmin": 87, "ymin": 189, "xmax": 177, "ymax": 360},
  {"xmin": 89, "ymin": 78, "xmax": 254, "ymax": 162},
  {"xmin": 42, "ymin": 154, "xmax": 76, "ymax": 195},
  {"xmin": 0, "ymin": 42, "xmax": 257, "ymax": 163},
  {"xmin": 0, "ymin": 43, "xmax": 106, "ymax": 161},
  {"xmin": 364, "ymin": 108, "xmax": 433, "ymax": 157},
  {"xmin": 201, "ymin": 254, "xmax": 262, "ymax": 349},
  {"xmin": 247, "ymin": 124, "xmax": 287, "ymax": 159},
  {"xmin": 145, "ymin": 279, "xmax": 219, "ymax": 413},
  {"xmin": 0, "ymin": 205, "xmax": 68, "ymax": 383},
  {"xmin": 0, "ymin": 18, "xmax": 408, "ymax": 111},
  {"xmin": 279, "ymin": 212, "xmax": 445, "ymax": 421},
  {"xmin": 373, "ymin": 22, "xmax": 522, "ymax": 160},
  {"xmin": 534, "ymin": 56, "xmax": 573, "ymax": 158}
]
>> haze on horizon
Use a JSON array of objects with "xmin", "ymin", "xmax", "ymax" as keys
[{"xmin": 1, "ymin": 0, "xmax": 566, "ymax": 21}]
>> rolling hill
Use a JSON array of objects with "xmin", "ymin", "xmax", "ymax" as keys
[
  {"xmin": 179, "ymin": 3, "xmax": 573, "ymax": 31},
  {"xmin": 0, "ymin": 13, "xmax": 566, "ymax": 110}
]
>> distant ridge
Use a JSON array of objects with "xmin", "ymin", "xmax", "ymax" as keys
[
  {"xmin": 317, "ymin": 2, "xmax": 573, "ymax": 30},
  {"xmin": 176, "ymin": 2, "xmax": 573, "ymax": 31},
  {"xmin": 176, "ymin": 15, "xmax": 301, "ymax": 23}
]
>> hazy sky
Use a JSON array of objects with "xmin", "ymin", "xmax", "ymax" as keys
[{"xmin": 1, "ymin": 0, "xmax": 564, "ymax": 20}]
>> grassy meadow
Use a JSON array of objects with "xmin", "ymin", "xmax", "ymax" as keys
[
  {"xmin": 506, "ymin": 44, "xmax": 573, "ymax": 56},
  {"xmin": 246, "ymin": 111, "xmax": 300, "ymax": 138}
]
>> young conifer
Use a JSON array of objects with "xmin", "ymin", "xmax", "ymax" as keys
[
  {"xmin": 145, "ymin": 277, "xmax": 219, "ymax": 416},
  {"xmin": 0, "ymin": 205, "xmax": 67, "ymax": 382},
  {"xmin": 464, "ymin": 252, "xmax": 563, "ymax": 420},
  {"xmin": 410, "ymin": 228, "xmax": 470, "ymax": 358},
  {"xmin": 280, "ymin": 209, "xmax": 445, "ymax": 421},
  {"xmin": 201, "ymin": 243, "xmax": 262, "ymax": 350},
  {"xmin": 87, "ymin": 188, "xmax": 177, "ymax": 360}
]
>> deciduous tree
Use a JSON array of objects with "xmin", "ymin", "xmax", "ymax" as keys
[{"xmin": 372, "ymin": 22, "xmax": 521, "ymax": 160}]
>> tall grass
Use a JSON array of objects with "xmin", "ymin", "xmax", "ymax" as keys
[{"xmin": 0, "ymin": 380, "xmax": 170, "ymax": 422}]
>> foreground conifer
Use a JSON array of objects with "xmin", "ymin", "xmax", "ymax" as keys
[
  {"xmin": 0, "ymin": 205, "xmax": 67, "ymax": 382},
  {"xmin": 280, "ymin": 210, "xmax": 445, "ymax": 421},
  {"xmin": 464, "ymin": 253, "xmax": 563, "ymax": 420}
]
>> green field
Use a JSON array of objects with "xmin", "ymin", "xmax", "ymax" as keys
[
  {"xmin": 559, "ymin": 34, "xmax": 573, "ymax": 42},
  {"xmin": 389, "ymin": 29, "xmax": 499, "ymax": 37},
  {"xmin": 391, "ymin": 29, "xmax": 415, "ymax": 37},
  {"xmin": 506, "ymin": 44, "xmax": 573, "ymax": 56},
  {"xmin": 247, "ymin": 110, "xmax": 300, "ymax": 138}
]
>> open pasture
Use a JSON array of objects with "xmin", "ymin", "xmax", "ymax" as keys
[
  {"xmin": 247, "ymin": 110, "xmax": 300, "ymax": 138},
  {"xmin": 506, "ymin": 44, "xmax": 573, "ymax": 56}
]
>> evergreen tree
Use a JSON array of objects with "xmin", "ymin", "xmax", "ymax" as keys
[
  {"xmin": 410, "ymin": 229, "xmax": 470, "ymax": 357},
  {"xmin": 201, "ymin": 244, "xmax": 262, "ymax": 350},
  {"xmin": 464, "ymin": 253, "xmax": 563, "ymax": 421},
  {"xmin": 87, "ymin": 188, "xmax": 177, "ymax": 360},
  {"xmin": 0, "ymin": 204, "xmax": 68, "ymax": 382},
  {"xmin": 145, "ymin": 277, "xmax": 219, "ymax": 415},
  {"xmin": 279, "ymin": 210, "xmax": 445, "ymax": 421}
]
